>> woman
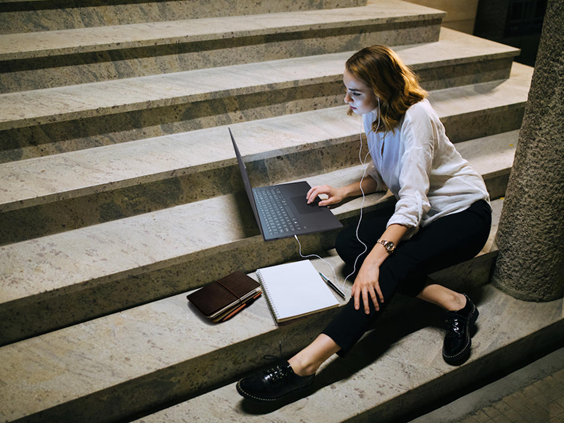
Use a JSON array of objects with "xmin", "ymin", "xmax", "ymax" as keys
[{"xmin": 236, "ymin": 45, "xmax": 492, "ymax": 402}]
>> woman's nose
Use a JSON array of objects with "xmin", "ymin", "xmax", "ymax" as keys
[{"xmin": 344, "ymin": 92, "xmax": 351, "ymax": 103}]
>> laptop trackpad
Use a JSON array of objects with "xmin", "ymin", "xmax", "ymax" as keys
[{"xmin": 291, "ymin": 196, "xmax": 325, "ymax": 214}]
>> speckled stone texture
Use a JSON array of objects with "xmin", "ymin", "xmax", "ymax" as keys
[
  {"xmin": 0, "ymin": 22, "xmax": 437, "ymax": 93},
  {"xmin": 429, "ymin": 63, "xmax": 530, "ymax": 143},
  {"xmin": 0, "ymin": 169, "xmax": 393, "ymax": 346},
  {"xmin": 0, "ymin": 30, "xmax": 519, "ymax": 162},
  {"xmin": 0, "ymin": 96, "xmax": 521, "ymax": 246},
  {"xmin": 492, "ymin": 0, "xmax": 564, "ymax": 302},
  {"xmin": 0, "ymin": 158, "xmax": 507, "ymax": 346},
  {"xmin": 0, "ymin": 2, "xmax": 443, "ymax": 93},
  {"xmin": 0, "ymin": 131, "xmax": 511, "ymax": 344},
  {"xmin": 137, "ymin": 286, "xmax": 562, "ymax": 423},
  {"xmin": 0, "ymin": 0, "xmax": 548, "ymax": 420},
  {"xmin": 0, "ymin": 0, "xmax": 365, "ymax": 34},
  {"xmin": 4, "ymin": 238, "xmax": 553, "ymax": 423}
]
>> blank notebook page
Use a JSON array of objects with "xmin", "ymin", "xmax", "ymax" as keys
[{"xmin": 257, "ymin": 260, "xmax": 339, "ymax": 322}]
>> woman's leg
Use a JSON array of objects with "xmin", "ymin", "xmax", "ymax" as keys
[
  {"xmin": 236, "ymin": 216, "xmax": 390, "ymax": 402},
  {"xmin": 324, "ymin": 199, "xmax": 492, "ymax": 357},
  {"xmin": 237, "ymin": 200, "xmax": 491, "ymax": 400},
  {"xmin": 288, "ymin": 334, "xmax": 341, "ymax": 376},
  {"xmin": 417, "ymin": 283, "xmax": 467, "ymax": 311},
  {"xmin": 417, "ymin": 282, "xmax": 480, "ymax": 364},
  {"xmin": 285, "ymin": 285, "xmax": 474, "ymax": 379}
]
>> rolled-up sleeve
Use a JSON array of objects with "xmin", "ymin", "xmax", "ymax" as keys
[
  {"xmin": 386, "ymin": 113, "xmax": 435, "ymax": 237},
  {"xmin": 366, "ymin": 162, "xmax": 388, "ymax": 192}
]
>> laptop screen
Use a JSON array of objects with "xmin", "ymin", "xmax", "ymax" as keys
[{"xmin": 229, "ymin": 128, "xmax": 264, "ymax": 238}]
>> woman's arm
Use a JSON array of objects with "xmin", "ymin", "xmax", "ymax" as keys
[
  {"xmin": 352, "ymin": 223, "xmax": 407, "ymax": 314},
  {"xmin": 306, "ymin": 176, "xmax": 379, "ymax": 206}
]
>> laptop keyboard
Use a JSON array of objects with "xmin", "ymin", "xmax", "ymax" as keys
[{"xmin": 254, "ymin": 187, "xmax": 302, "ymax": 236}]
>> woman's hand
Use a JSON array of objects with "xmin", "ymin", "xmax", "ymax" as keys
[
  {"xmin": 352, "ymin": 256, "xmax": 385, "ymax": 314},
  {"xmin": 306, "ymin": 185, "xmax": 346, "ymax": 206}
]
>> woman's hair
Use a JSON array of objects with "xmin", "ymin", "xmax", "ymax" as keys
[{"xmin": 346, "ymin": 45, "xmax": 427, "ymax": 133}]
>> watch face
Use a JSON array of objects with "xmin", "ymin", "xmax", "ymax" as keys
[{"xmin": 378, "ymin": 239, "xmax": 394, "ymax": 252}]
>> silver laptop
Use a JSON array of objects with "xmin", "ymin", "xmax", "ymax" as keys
[{"xmin": 229, "ymin": 128, "xmax": 343, "ymax": 241}]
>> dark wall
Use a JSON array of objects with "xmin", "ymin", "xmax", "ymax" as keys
[{"xmin": 474, "ymin": 0, "xmax": 547, "ymax": 67}]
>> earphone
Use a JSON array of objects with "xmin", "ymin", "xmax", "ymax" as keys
[{"xmin": 294, "ymin": 98, "xmax": 382, "ymax": 297}]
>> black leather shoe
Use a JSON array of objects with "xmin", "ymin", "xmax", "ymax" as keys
[
  {"xmin": 442, "ymin": 294, "xmax": 479, "ymax": 365},
  {"xmin": 236, "ymin": 361, "xmax": 315, "ymax": 402}
]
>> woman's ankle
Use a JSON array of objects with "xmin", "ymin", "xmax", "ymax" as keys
[
  {"xmin": 288, "ymin": 356, "xmax": 319, "ymax": 377},
  {"xmin": 287, "ymin": 334, "xmax": 340, "ymax": 377},
  {"xmin": 446, "ymin": 292, "xmax": 467, "ymax": 312}
]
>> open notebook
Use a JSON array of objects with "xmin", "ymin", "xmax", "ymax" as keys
[{"xmin": 256, "ymin": 260, "xmax": 339, "ymax": 323}]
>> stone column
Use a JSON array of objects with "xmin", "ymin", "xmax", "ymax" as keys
[{"xmin": 492, "ymin": 0, "xmax": 564, "ymax": 301}]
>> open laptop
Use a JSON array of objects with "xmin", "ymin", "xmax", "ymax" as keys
[{"xmin": 229, "ymin": 128, "xmax": 343, "ymax": 241}]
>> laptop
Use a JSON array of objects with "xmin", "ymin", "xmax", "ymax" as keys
[{"xmin": 229, "ymin": 128, "xmax": 343, "ymax": 241}]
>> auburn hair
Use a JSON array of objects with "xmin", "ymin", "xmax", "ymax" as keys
[{"xmin": 346, "ymin": 45, "xmax": 427, "ymax": 133}]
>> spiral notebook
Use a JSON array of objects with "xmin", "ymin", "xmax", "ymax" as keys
[{"xmin": 256, "ymin": 260, "xmax": 339, "ymax": 323}]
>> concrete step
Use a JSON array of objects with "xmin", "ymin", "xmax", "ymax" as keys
[
  {"xmin": 0, "ymin": 29, "xmax": 519, "ymax": 162},
  {"xmin": 4, "ymin": 199, "xmax": 551, "ymax": 423},
  {"xmin": 0, "ymin": 0, "xmax": 444, "ymax": 93},
  {"xmin": 0, "ymin": 0, "xmax": 366, "ymax": 34},
  {"xmin": 0, "ymin": 131, "xmax": 516, "ymax": 346},
  {"xmin": 0, "ymin": 64, "xmax": 530, "ymax": 245},
  {"xmin": 132, "ymin": 285, "xmax": 564, "ymax": 423}
]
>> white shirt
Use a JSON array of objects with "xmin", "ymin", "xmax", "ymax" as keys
[{"xmin": 363, "ymin": 99, "xmax": 490, "ymax": 238}]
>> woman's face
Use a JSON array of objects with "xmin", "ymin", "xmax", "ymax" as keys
[{"xmin": 343, "ymin": 69, "xmax": 378, "ymax": 115}]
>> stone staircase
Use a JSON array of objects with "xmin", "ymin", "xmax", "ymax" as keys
[{"xmin": 0, "ymin": 1, "xmax": 562, "ymax": 422}]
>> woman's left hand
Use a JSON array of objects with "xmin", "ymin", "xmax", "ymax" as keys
[{"xmin": 352, "ymin": 257, "xmax": 385, "ymax": 314}]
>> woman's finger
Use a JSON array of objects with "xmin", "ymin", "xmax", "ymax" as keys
[
  {"xmin": 362, "ymin": 288, "xmax": 371, "ymax": 314},
  {"xmin": 375, "ymin": 282, "xmax": 384, "ymax": 304},
  {"xmin": 369, "ymin": 287, "xmax": 379, "ymax": 312},
  {"xmin": 353, "ymin": 284, "xmax": 360, "ymax": 310},
  {"xmin": 318, "ymin": 198, "xmax": 332, "ymax": 206},
  {"xmin": 306, "ymin": 187, "xmax": 315, "ymax": 198},
  {"xmin": 307, "ymin": 186, "xmax": 327, "ymax": 203}
]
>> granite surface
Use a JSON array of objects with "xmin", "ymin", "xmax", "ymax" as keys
[
  {"xmin": 0, "ymin": 68, "xmax": 531, "ymax": 344},
  {"xmin": 0, "ymin": 2, "xmax": 444, "ymax": 60},
  {"xmin": 0, "ymin": 251, "xmax": 353, "ymax": 422},
  {"xmin": 455, "ymin": 130, "xmax": 518, "ymax": 181},
  {"xmin": 0, "ymin": 109, "xmax": 362, "ymax": 213},
  {"xmin": 0, "ymin": 123, "xmax": 518, "ymax": 248},
  {"xmin": 132, "ymin": 286, "xmax": 563, "ymax": 423},
  {"xmin": 0, "ymin": 127, "xmax": 511, "ymax": 344},
  {"xmin": 433, "ymin": 63, "xmax": 531, "ymax": 143},
  {"xmin": 0, "ymin": 0, "xmax": 366, "ymax": 34},
  {"xmin": 0, "ymin": 23, "xmax": 448, "ymax": 130},
  {"xmin": 0, "ymin": 64, "xmax": 527, "ymax": 216},
  {"xmin": 0, "ymin": 162, "xmax": 393, "ymax": 345},
  {"xmin": 0, "ymin": 29, "xmax": 519, "ymax": 161},
  {"xmin": 0, "ymin": 258, "xmax": 560, "ymax": 422},
  {"xmin": 492, "ymin": 0, "xmax": 564, "ymax": 302},
  {"xmin": 0, "ymin": 69, "xmax": 526, "ymax": 250},
  {"xmin": 0, "ymin": 22, "xmax": 440, "ymax": 93},
  {"xmin": 0, "ymin": 1, "xmax": 546, "ymax": 422}
]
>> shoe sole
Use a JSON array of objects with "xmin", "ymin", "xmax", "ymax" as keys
[
  {"xmin": 442, "ymin": 305, "xmax": 479, "ymax": 366},
  {"xmin": 236, "ymin": 377, "xmax": 315, "ymax": 402}
]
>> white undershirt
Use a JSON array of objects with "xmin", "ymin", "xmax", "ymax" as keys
[{"xmin": 363, "ymin": 99, "xmax": 490, "ymax": 239}]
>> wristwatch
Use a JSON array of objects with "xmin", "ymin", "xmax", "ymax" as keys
[{"xmin": 377, "ymin": 239, "xmax": 396, "ymax": 254}]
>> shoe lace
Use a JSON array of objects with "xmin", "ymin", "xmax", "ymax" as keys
[
  {"xmin": 262, "ymin": 340, "xmax": 290, "ymax": 385},
  {"xmin": 445, "ymin": 312, "xmax": 467, "ymax": 338}
]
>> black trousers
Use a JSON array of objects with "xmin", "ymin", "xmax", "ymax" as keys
[{"xmin": 322, "ymin": 199, "xmax": 492, "ymax": 356}]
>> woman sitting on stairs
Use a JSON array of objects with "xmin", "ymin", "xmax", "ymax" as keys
[{"xmin": 236, "ymin": 45, "xmax": 492, "ymax": 402}]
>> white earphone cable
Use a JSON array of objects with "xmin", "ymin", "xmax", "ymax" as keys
[{"xmin": 294, "ymin": 99, "xmax": 382, "ymax": 296}]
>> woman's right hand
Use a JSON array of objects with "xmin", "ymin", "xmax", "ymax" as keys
[{"xmin": 306, "ymin": 185, "xmax": 346, "ymax": 207}]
